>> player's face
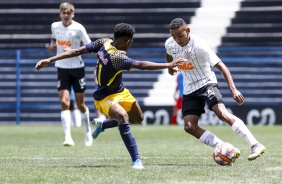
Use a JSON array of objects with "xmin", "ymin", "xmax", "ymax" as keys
[
  {"xmin": 60, "ymin": 9, "xmax": 74, "ymax": 27},
  {"xmin": 170, "ymin": 27, "xmax": 190, "ymax": 47}
]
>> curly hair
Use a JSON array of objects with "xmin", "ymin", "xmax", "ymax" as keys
[
  {"xmin": 168, "ymin": 18, "xmax": 187, "ymax": 29},
  {"xmin": 114, "ymin": 23, "xmax": 135, "ymax": 39}
]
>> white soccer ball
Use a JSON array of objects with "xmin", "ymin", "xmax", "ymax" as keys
[{"xmin": 213, "ymin": 142, "xmax": 237, "ymax": 166}]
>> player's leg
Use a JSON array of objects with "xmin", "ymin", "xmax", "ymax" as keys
[
  {"xmin": 75, "ymin": 92, "xmax": 92, "ymax": 146},
  {"xmin": 204, "ymin": 83, "xmax": 265, "ymax": 160},
  {"xmin": 182, "ymin": 88, "xmax": 224, "ymax": 148},
  {"xmin": 93, "ymin": 88, "xmax": 143, "ymax": 138},
  {"xmin": 58, "ymin": 89, "xmax": 74, "ymax": 146},
  {"xmin": 70, "ymin": 87, "xmax": 81, "ymax": 127},
  {"xmin": 109, "ymin": 102, "xmax": 143, "ymax": 169},
  {"xmin": 127, "ymin": 101, "xmax": 144, "ymax": 124},
  {"xmin": 91, "ymin": 96, "xmax": 119, "ymax": 139},
  {"xmin": 171, "ymin": 104, "xmax": 178, "ymax": 125},
  {"xmin": 73, "ymin": 67, "xmax": 92, "ymax": 146},
  {"xmin": 57, "ymin": 68, "xmax": 74, "ymax": 146},
  {"xmin": 212, "ymin": 103, "xmax": 266, "ymax": 160}
]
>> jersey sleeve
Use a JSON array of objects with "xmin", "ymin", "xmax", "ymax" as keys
[
  {"xmin": 51, "ymin": 23, "xmax": 56, "ymax": 39},
  {"xmin": 111, "ymin": 52, "xmax": 136, "ymax": 71},
  {"xmin": 203, "ymin": 45, "xmax": 221, "ymax": 67},
  {"xmin": 79, "ymin": 25, "xmax": 91, "ymax": 45},
  {"xmin": 164, "ymin": 37, "xmax": 174, "ymax": 56},
  {"xmin": 85, "ymin": 38, "xmax": 109, "ymax": 53}
]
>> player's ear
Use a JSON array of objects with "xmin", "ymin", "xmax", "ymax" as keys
[
  {"xmin": 186, "ymin": 27, "xmax": 190, "ymax": 33},
  {"xmin": 126, "ymin": 39, "xmax": 132, "ymax": 47}
]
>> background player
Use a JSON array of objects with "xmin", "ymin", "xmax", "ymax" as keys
[
  {"xmin": 171, "ymin": 72, "xmax": 184, "ymax": 125},
  {"xmin": 47, "ymin": 2, "xmax": 92, "ymax": 147},
  {"xmin": 165, "ymin": 18, "xmax": 266, "ymax": 161},
  {"xmin": 35, "ymin": 23, "xmax": 186, "ymax": 169}
]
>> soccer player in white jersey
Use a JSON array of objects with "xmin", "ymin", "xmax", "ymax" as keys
[
  {"xmin": 165, "ymin": 18, "xmax": 266, "ymax": 161},
  {"xmin": 47, "ymin": 2, "xmax": 92, "ymax": 147}
]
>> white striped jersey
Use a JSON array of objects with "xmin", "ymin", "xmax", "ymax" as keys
[
  {"xmin": 51, "ymin": 20, "xmax": 91, "ymax": 69},
  {"xmin": 165, "ymin": 34, "xmax": 221, "ymax": 95}
]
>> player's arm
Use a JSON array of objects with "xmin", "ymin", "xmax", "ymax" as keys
[
  {"xmin": 35, "ymin": 46, "xmax": 89, "ymax": 71},
  {"xmin": 215, "ymin": 61, "xmax": 244, "ymax": 105},
  {"xmin": 48, "ymin": 38, "xmax": 56, "ymax": 53},
  {"xmin": 132, "ymin": 58, "xmax": 186, "ymax": 70},
  {"xmin": 166, "ymin": 53, "xmax": 178, "ymax": 75}
]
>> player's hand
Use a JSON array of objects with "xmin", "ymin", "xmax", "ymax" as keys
[
  {"xmin": 46, "ymin": 43, "xmax": 56, "ymax": 53},
  {"xmin": 169, "ymin": 58, "xmax": 187, "ymax": 68},
  {"xmin": 35, "ymin": 59, "xmax": 51, "ymax": 71},
  {"xmin": 232, "ymin": 89, "xmax": 244, "ymax": 105}
]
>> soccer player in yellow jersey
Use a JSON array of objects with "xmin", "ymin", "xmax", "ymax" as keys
[{"xmin": 35, "ymin": 23, "xmax": 186, "ymax": 169}]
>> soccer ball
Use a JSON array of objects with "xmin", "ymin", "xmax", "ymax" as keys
[{"xmin": 213, "ymin": 142, "xmax": 237, "ymax": 166}]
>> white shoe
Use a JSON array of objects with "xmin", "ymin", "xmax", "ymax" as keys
[
  {"xmin": 248, "ymin": 143, "xmax": 266, "ymax": 161},
  {"xmin": 84, "ymin": 128, "xmax": 93, "ymax": 147},
  {"xmin": 63, "ymin": 138, "xmax": 74, "ymax": 147},
  {"xmin": 132, "ymin": 159, "xmax": 144, "ymax": 169}
]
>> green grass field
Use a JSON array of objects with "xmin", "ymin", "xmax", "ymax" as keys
[{"xmin": 0, "ymin": 125, "xmax": 281, "ymax": 184}]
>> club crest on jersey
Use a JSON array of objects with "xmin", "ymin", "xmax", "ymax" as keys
[
  {"xmin": 98, "ymin": 51, "xmax": 108, "ymax": 65},
  {"xmin": 184, "ymin": 50, "xmax": 192, "ymax": 60}
]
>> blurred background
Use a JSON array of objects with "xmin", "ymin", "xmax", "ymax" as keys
[{"xmin": 0, "ymin": 0, "xmax": 281, "ymax": 125}]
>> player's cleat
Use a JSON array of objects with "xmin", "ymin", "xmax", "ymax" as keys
[
  {"xmin": 63, "ymin": 138, "xmax": 74, "ymax": 147},
  {"xmin": 248, "ymin": 143, "xmax": 266, "ymax": 161},
  {"xmin": 84, "ymin": 129, "xmax": 93, "ymax": 147},
  {"xmin": 92, "ymin": 118, "xmax": 104, "ymax": 139},
  {"xmin": 132, "ymin": 159, "xmax": 144, "ymax": 169}
]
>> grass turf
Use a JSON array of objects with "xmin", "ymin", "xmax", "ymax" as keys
[{"xmin": 0, "ymin": 125, "xmax": 281, "ymax": 184}]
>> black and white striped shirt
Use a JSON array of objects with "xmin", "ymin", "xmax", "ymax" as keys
[
  {"xmin": 51, "ymin": 20, "xmax": 91, "ymax": 69},
  {"xmin": 165, "ymin": 34, "xmax": 220, "ymax": 95}
]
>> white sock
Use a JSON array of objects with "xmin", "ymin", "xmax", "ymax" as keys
[
  {"xmin": 231, "ymin": 117, "xmax": 258, "ymax": 146},
  {"xmin": 73, "ymin": 109, "xmax": 82, "ymax": 127},
  {"xmin": 81, "ymin": 107, "xmax": 91, "ymax": 132},
  {"xmin": 61, "ymin": 110, "xmax": 72, "ymax": 139},
  {"xmin": 199, "ymin": 130, "xmax": 223, "ymax": 148}
]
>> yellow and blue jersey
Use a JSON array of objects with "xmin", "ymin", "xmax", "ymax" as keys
[{"xmin": 85, "ymin": 38, "xmax": 137, "ymax": 100}]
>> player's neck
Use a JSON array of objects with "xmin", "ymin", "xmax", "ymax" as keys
[{"xmin": 62, "ymin": 20, "xmax": 72, "ymax": 27}]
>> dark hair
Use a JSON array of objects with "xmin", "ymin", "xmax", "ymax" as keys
[
  {"xmin": 169, "ymin": 18, "xmax": 187, "ymax": 29},
  {"xmin": 114, "ymin": 23, "xmax": 135, "ymax": 39}
]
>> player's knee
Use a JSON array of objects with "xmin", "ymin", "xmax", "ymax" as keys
[
  {"xmin": 115, "ymin": 111, "xmax": 129, "ymax": 123},
  {"xmin": 60, "ymin": 99, "xmax": 70, "ymax": 109},
  {"xmin": 184, "ymin": 121, "xmax": 195, "ymax": 134},
  {"xmin": 216, "ymin": 110, "xmax": 229, "ymax": 122}
]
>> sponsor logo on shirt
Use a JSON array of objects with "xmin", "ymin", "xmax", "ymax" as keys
[
  {"xmin": 58, "ymin": 40, "xmax": 72, "ymax": 47},
  {"xmin": 98, "ymin": 51, "xmax": 108, "ymax": 65},
  {"xmin": 178, "ymin": 62, "xmax": 194, "ymax": 70}
]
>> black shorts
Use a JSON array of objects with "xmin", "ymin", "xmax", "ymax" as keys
[
  {"xmin": 57, "ymin": 67, "xmax": 86, "ymax": 93},
  {"xmin": 182, "ymin": 83, "xmax": 224, "ymax": 117}
]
